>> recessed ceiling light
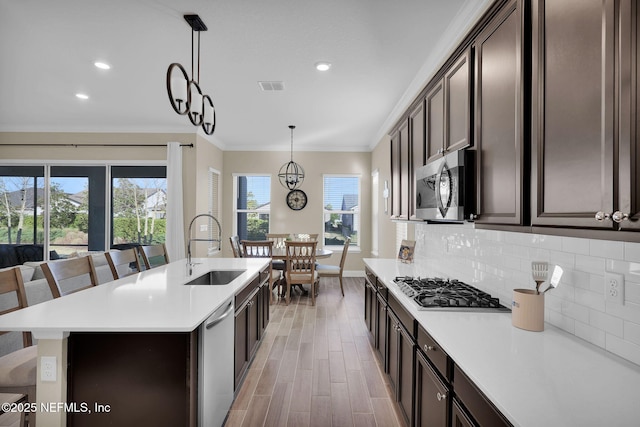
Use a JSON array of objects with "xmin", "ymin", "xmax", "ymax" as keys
[
  {"xmin": 94, "ymin": 62, "xmax": 111, "ymax": 70},
  {"xmin": 75, "ymin": 93, "xmax": 89, "ymax": 100},
  {"xmin": 315, "ymin": 62, "xmax": 331, "ymax": 71}
]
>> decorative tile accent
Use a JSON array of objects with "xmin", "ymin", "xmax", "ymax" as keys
[{"xmin": 414, "ymin": 223, "xmax": 640, "ymax": 366}]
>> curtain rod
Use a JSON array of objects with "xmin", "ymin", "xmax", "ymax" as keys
[{"xmin": 0, "ymin": 143, "xmax": 194, "ymax": 148}]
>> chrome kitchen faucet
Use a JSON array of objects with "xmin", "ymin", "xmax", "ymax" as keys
[{"xmin": 186, "ymin": 213, "xmax": 222, "ymax": 274}]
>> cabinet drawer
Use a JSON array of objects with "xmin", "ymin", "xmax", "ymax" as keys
[
  {"xmin": 259, "ymin": 267, "xmax": 269, "ymax": 286},
  {"xmin": 453, "ymin": 365, "xmax": 512, "ymax": 427},
  {"xmin": 417, "ymin": 324, "xmax": 450, "ymax": 381},
  {"xmin": 388, "ymin": 292, "xmax": 415, "ymax": 337},
  {"xmin": 235, "ymin": 275, "xmax": 259, "ymax": 310},
  {"xmin": 375, "ymin": 278, "xmax": 388, "ymax": 302}
]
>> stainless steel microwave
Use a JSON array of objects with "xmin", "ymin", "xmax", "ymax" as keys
[{"xmin": 415, "ymin": 150, "xmax": 470, "ymax": 221}]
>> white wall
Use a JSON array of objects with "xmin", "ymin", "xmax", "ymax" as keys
[{"xmin": 413, "ymin": 222, "xmax": 640, "ymax": 366}]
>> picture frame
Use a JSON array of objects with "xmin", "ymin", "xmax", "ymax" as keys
[{"xmin": 398, "ymin": 239, "xmax": 415, "ymax": 263}]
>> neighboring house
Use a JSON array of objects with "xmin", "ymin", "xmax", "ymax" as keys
[
  {"xmin": 143, "ymin": 189, "xmax": 167, "ymax": 219},
  {"xmin": 256, "ymin": 202, "xmax": 270, "ymax": 221},
  {"xmin": 341, "ymin": 194, "xmax": 359, "ymax": 237}
]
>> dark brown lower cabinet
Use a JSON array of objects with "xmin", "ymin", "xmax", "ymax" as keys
[
  {"xmin": 387, "ymin": 309, "xmax": 414, "ymax": 426},
  {"xmin": 452, "ymin": 399, "xmax": 475, "ymax": 427},
  {"xmin": 234, "ymin": 287, "xmax": 260, "ymax": 389},
  {"xmin": 364, "ymin": 276, "xmax": 376, "ymax": 342},
  {"xmin": 375, "ymin": 293, "xmax": 387, "ymax": 369},
  {"xmin": 68, "ymin": 332, "xmax": 196, "ymax": 427},
  {"xmin": 414, "ymin": 349, "xmax": 450, "ymax": 427},
  {"xmin": 453, "ymin": 365, "xmax": 511, "ymax": 427}
]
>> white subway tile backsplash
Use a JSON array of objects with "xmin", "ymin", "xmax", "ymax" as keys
[
  {"xmin": 606, "ymin": 334, "xmax": 640, "ymax": 366},
  {"xmin": 414, "ymin": 223, "xmax": 640, "ymax": 366},
  {"xmin": 590, "ymin": 239, "xmax": 624, "ymax": 259},
  {"xmin": 590, "ymin": 308, "xmax": 624, "ymax": 337},
  {"xmin": 625, "ymin": 321, "xmax": 640, "ymax": 346},
  {"xmin": 624, "ymin": 242, "xmax": 640, "ymax": 262}
]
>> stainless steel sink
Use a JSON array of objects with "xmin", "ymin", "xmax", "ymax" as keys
[{"xmin": 184, "ymin": 270, "xmax": 246, "ymax": 286}]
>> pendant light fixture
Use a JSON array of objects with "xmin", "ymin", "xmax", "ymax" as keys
[
  {"xmin": 278, "ymin": 125, "xmax": 305, "ymax": 190},
  {"xmin": 166, "ymin": 14, "xmax": 216, "ymax": 135}
]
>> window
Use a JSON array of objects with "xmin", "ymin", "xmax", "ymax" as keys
[
  {"xmin": 323, "ymin": 175, "xmax": 360, "ymax": 248},
  {"xmin": 0, "ymin": 166, "xmax": 44, "ymax": 247},
  {"xmin": 0, "ymin": 164, "xmax": 167, "ymax": 265},
  {"xmin": 111, "ymin": 166, "xmax": 167, "ymax": 247},
  {"xmin": 234, "ymin": 175, "xmax": 270, "ymax": 240}
]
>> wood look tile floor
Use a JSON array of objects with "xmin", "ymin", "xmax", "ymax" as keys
[{"xmin": 225, "ymin": 277, "xmax": 406, "ymax": 427}]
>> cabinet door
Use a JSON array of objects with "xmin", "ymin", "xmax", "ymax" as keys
[
  {"xmin": 259, "ymin": 281, "xmax": 269, "ymax": 338},
  {"xmin": 452, "ymin": 399, "xmax": 475, "ymax": 427},
  {"xmin": 375, "ymin": 294, "xmax": 387, "ymax": 370},
  {"xmin": 531, "ymin": 0, "xmax": 615, "ymax": 228},
  {"xmin": 248, "ymin": 291, "xmax": 260, "ymax": 360},
  {"xmin": 414, "ymin": 349, "xmax": 449, "ymax": 427},
  {"xmin": 364, "ymin": 277, "xmax": 376, "ymax": 341},
  {"xmin": 399, "ymin": 120, "xmax": 410, "ymax": 220},
  {"xmin": 474, "ymin": 0, "xmax": 525, "ymax": 225},
  {"xmin": 618, "ymin": 0, "xmax": 640, "ymax": 231},
  {"xmin": 234, "ymin": 307, "xmax": 248, "ymax": 389},
  {"xmin": 386, "ymin": 311, "xmax": 399, "ymax": 392},
  {"xmin": 390, "ymin": 129, "xmax": 401, "ymax": 218},
  {"xmin": 410, "ymin": 100, "xmax": 426, "ymax": 219},
  {"xmin": 397, "ymin": 321, "xmax": 414, "ymax": 426},
  {"xmin": 445, "ymin": 49, "xmax": 471, "ymax": 153},
  {"xmin": 426, "ymin": 80, "xmax": 445, "ymax": 163}
]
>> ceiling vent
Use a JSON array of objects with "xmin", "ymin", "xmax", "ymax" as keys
[{"xmin": 258, "ymin": 81, "xmax": 285, "ymax": 91}]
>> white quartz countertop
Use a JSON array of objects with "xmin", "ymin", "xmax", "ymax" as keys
[
  {"xmin": 0, "ymin": 258, "xmax": 269, "ymax": 338},
  {"xmin": 364, "ymin": 258, "xmax": 640, "ymax": 427}
]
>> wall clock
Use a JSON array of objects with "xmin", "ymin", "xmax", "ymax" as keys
[{"xmin": 286, "ymin": 189, "xmax": 307, "ymax": 211}]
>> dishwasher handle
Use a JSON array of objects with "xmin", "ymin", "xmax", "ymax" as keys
[{"xmin": 205, "ymin": 300, "xmax": 234, "ymax": 330}]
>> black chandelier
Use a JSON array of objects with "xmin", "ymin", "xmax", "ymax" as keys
[
  {"xmin": 278, "ymin": 125, "xmax": 305, "ymax": 190},
  {"xmin": 166, "ymin": 14, "xmax": 216, "ymax": 135}
]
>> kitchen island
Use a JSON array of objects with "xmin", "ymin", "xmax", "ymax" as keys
[
  {"xmin": 0, "ymin": 257, "xmax": 269, "ymax": 427},
  {"xmin": 364, "ymin": 258, "xmax": 640, "ymax": 426}
]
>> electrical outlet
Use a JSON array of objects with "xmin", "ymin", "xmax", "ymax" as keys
[
  {"xmin": 40, "ymin": 356, "xmax": 57, "ymax": 382},
  {"xmin": 199, "ymin": 224, "xmax": 208, "ymax": 232},
  {"xmin": 604, "ymin": 272, "xmax": 625, "ymax": 305}
]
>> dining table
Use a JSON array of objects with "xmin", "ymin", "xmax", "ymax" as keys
[{"xmin": 268, "ymin": 244, "xmax": 333, "ymax": 297}]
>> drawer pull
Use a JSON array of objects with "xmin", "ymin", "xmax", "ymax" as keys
[
  {"xmin": 424, "ymin": 344, "xmax": 435, "ymax": 352},
  {"xmin": 437, "ymin": 392, "xmax": 447, "ymax": 401}
]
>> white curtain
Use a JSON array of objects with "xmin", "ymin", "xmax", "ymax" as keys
[{"xmin": 166, "ymin": 142, "xmax": 185, "ymax": 260}]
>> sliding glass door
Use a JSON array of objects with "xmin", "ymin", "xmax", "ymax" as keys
[{"xmin": 50, "ymin": 166, "xmax": 106, "ymax": 256}]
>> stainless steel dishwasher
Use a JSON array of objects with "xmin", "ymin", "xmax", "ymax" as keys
[{"xmin": 199, "ymin": 296, "xmax": 234, "ymax": 427}]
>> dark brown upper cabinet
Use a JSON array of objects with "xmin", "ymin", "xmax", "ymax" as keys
[
  {"xmin": 409, "ymin": 100, "xmax": 426, "ymax": 219},
  {"xmin": 474, "ymin": 0, "xmax": 525, "ymax": 225},
  {"xmin": 390, "ymin": 128, "xmax": 401, "ymax": 219},
  {"xmin": 390, "ymin": 120, "xmax": 410, "ymax": 219},
  {"xmin": 425, "ymin": 81, "xmax": 445, "ymax": 164},
  {"xmin": 425, "ymin": 50, "xmax": 472, "ymax": 165},
  {"xmin": 531, "ymin": 0, "xmax": 616, "ymax": 229},
  {"xmin": 614, "ymin": 0, "xmax": 640, "ymax": 232}
]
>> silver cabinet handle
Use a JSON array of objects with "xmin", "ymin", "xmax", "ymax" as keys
[
  {"xmin": 612, "ymin": 211, "xmax": 629, "ymax": 223},
  {"xmin": 423, "ymin": 344, "xmax": 435, "ymax": 352},
  {"xmin": 437, "ymin": 392, "xmax": 447, "ymax": 401},
  {"xmin": 595, "ymin": 211, "xmax": 611, "ymax": 221}
]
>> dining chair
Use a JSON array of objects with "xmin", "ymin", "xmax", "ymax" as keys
[
  {"xmin": 266, "ymin": 233, "xmax": 289, "ymax": 272},
  {"xmin": 284, "ymin": 241, "xmax": 319, "ymax": 306},
  {"xmin": 105, "ymin": 248, "xmax": 142, "ymax": 280},
  {"xmin": 0, "ymin": 267, "xmax": 37, "ymax": 423},
  {"xmin": 241, "ymin": 240, "xmax": 282, "ymax": 304},
  {"xmin": 229, "ymin": 236, "xmax": 243, "ymax": 258},
  {"xmin": 42, "ymin": 255, "xmax": 99, "ymax": 298},
  {"xmin": 316, "ymin": 237, "xmax": 351, "ymax": 296},
  {"xmin": 140, "ymin": 244, "xmax": 170, "ymax": 269}
]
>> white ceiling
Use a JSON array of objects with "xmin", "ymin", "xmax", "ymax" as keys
[{"xmin": 0, "ymin": 0, "xmax": 491, "ymax": 152}]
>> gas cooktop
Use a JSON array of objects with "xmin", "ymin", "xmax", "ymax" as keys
[{"xmin": 393, "ymin": 276, "xmax": 510, "ymax": 312}]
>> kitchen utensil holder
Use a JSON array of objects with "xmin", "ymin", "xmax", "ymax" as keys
[{"xmin": 512, "ymin": 289, "xmax": 544, "ymax": 332}]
